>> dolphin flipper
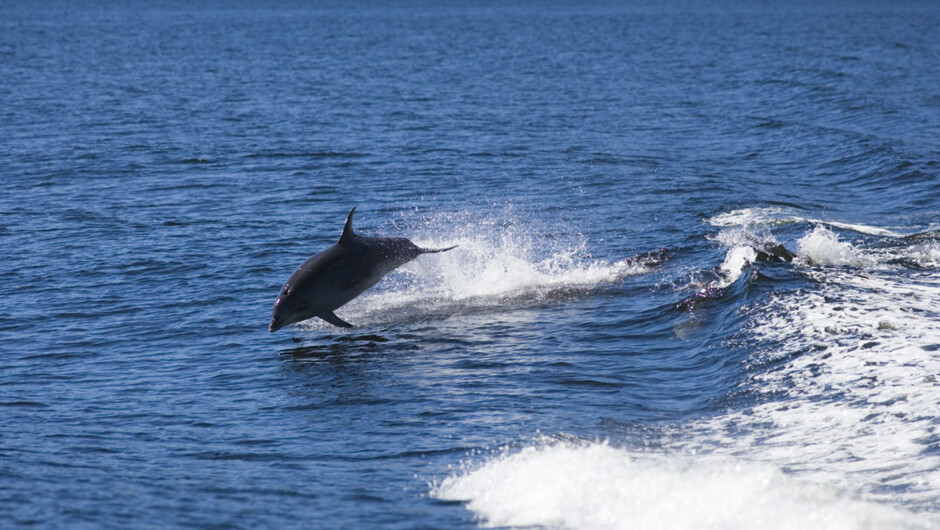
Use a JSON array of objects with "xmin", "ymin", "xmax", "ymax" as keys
[{"xmin": 319, "ymin": 311, "xmax": 354, "ymax": 328}]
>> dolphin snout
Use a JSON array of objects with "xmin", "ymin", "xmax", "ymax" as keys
[{"xmin": 269, "ymin": 319, "xmax": 281, "ymax": 332}]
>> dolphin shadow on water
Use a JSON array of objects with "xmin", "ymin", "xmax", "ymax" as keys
[{"xmin": 270, "ymin": 208, "xmax": 456, "ymax": 332}]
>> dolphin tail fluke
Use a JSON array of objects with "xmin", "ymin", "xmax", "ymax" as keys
[
  {"xmin": 319, "ymin": 311, "xmax": 354, "ymax": 328},
  {"xmin": 418, "ymin": 244, "xmax": 458, "ymax": 254}
]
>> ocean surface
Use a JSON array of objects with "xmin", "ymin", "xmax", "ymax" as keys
[{"xmin": 2, "ymin": 1, "xmax": 939, "ymax": 528}]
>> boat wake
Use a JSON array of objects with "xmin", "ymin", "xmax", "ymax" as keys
[{"xmin": 432, "ymin": 208, "xmax": 940, "ymax": 529}]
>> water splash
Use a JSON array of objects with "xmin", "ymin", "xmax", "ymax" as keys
[{"xmin": 796, "ymin": 226, "xmax": 874, "ymax": 268}]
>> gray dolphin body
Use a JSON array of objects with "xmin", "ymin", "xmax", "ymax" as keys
[{"xmin": 269, "ymin": 208, "xmax": 456, "ymax": 332}]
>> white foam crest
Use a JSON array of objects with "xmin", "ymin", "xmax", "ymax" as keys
[
  {"xmin": 708, "ymin": 207, "xmax": 787, "ymax": 227},
  {"xmin": 710, "ymin": 224, "xmax": 775, "ymax": 248},
  {"xmin": 821, "ymin": 220, "xmax": 905, "ymax": 238},
  {"xmin": 701, "ymin": 226, "xmax": 774, "ymax": 289},
  {"xmin": 432, "ymin": 441, "xmax": 923, "ymax": 530},
  {"xmin": 297, "ymin": 226, "xmax": 652, "ymax": 330},
  {"xmin": 708, "ymin": 207, "xmax": 906, "ymax": 237},
  {"xmin": 719, "ymin": 246, "xmax": 757, "ymax": 285},
  {"xmin": 796, "ymin": 226, "xmax": 875, "ymax": 268}
]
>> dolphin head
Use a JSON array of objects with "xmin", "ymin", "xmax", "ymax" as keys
[
  {"xmin": 269, "ymin": 282, "xmax": 305, "ymax": 332},
  {"xmin": 269, "ymin": 291, "xmax": 288, "ymax": 332}
]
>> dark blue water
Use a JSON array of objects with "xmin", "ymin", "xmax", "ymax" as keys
[{"xmin": 2, "ymin": 2, "xmax": 939, "ymax": 528}]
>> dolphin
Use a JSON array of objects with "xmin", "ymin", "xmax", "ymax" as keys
[{"xmin": 269, "ymin": 208, "xmax": 456, "ymax": 332}]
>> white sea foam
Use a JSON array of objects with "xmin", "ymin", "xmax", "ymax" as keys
[
  {"xmin": 713, "ymin": 270, "xmax": 940, "ymax": 504},
  {"xmin": 432, "ymin": 441, "xmax": 925, "ymax": 530},
  {"xmin": 904, "ymin": 240, "xmax": 940, "ymax": 268}
]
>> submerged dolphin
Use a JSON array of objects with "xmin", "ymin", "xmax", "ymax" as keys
[{"xmin": 269, "ymin": 208, "xmax": 456, "ymax": 332}]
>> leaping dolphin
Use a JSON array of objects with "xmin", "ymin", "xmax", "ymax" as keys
[{"xmin": 269, "ymin": 208, "xmax": 456, "ymax": 332}]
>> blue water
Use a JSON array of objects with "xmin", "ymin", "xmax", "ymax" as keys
[{"xmin": 2, "ymin": 2, "xmax": 939, "ymax": 528}]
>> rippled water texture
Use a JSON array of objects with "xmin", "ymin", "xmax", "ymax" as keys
[{"xmin": 2, "ymin": 2, "xmax": 939, "ymax": 528}]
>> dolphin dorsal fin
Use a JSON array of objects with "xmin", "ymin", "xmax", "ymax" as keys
[{"xmin": 339, "ymin": 207, "xmax": 356, "ymax": 244}]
